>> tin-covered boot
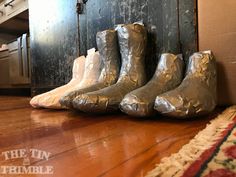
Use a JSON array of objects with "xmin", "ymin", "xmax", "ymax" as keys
[
  {"xmin": 73, "ymin": 24, "xmax": 147, "ymax": 113},
  {"xmin": 60, "ymin": 29, "xmax": 121, "ymax": 108},
  {"xmin": 120, "ymin": 53, "xmax": 184, "ymax": 117},
  {"xmin": 154, "ymin": 51, "xmax": 217, "ymax": 118}
]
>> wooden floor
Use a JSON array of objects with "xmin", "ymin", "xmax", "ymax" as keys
[{"xmin": 0, "ymin": 96, "xmax": 223, "ymax": 177}]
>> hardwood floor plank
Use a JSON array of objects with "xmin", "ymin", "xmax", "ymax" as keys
[
  {"xmin": 26, "ymin": 117, "xmax": 216, "ymax": 177},
  {"xmin": 0, "ymin": 97, "xmax": 223, "ymax": 177},
  {"xmin": 0, "ymin": 96, "xmax": 31, "ymax": 111}
]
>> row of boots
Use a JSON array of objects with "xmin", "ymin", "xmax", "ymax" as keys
[{"xmin": 30, "ymin": 23, "xmax": 217, "ymax": 118}]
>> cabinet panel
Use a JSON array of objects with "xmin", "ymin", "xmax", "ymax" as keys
[
  {"xmin": 9, "ymin": 51, "xmax": 30, "ymax": 85},
  {"xmin": 29, "ymin": 0, "xmax": 79, "ymax": 95},
  {"xmin": 0, "ymin": 57, "xmax": 10, "ymax": 85},
  {"xmin": 8, "ymin": 35, "xmax": 30, "ymax": 85},
  {"xmin": 0, "ymin": 36, "xmax": 30, "ymax": 88}
]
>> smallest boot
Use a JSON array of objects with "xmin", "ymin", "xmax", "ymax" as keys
[
  {"xmin": 30, "ymin": 56, "xmax": 86, "ymax": 109},
  {"xmin": 30, "ymin": 48, "xmax": 101, "ymax": 109},
  {"xmin": 154, "ymin": 51, "xmax": 217, "ymax": 118},
  {"xmin": 120, "ymin": 53, "xmax": 184, "ymax": 117}
]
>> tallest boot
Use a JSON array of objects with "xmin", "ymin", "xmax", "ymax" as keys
[{"xmin": 73, "ymin": 24, "xmax": 148, "ymax": 113}]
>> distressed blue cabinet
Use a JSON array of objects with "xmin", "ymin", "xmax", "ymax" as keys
[{"xmin": 29, "ymin": 0, "xmax": 197, "ymax": 95}]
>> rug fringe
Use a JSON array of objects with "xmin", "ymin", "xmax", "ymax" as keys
[{"xmin": 146, "ymin": 106, "xmax": 236, "ymax": 177}]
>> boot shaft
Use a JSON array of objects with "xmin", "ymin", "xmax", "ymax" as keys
[
  {"xmin": 116, "ymin": 24, "xmax": 147, "ymax": 85},
  {"xmin": 185, "ymin": 51, "xmax": 217, "ymax": 100},
  {"xmin": 96, "ymin": 30, "xmax": 121, "ymax": 84},
  {"xmin": 72, "ymin": 56, "xmax": 86, "ymax": 79},
  {"xmin": 186, "ymin": 51, "xmax": 216, "ymax": 79},
  {"xmin": 80, "ymin": 48, "xmax": 101, "ymax": 83},
  {"xmin": 154, "ymin": 53, "xmax": 183, "ymax": 79}
]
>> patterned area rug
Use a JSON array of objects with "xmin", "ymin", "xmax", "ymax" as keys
[{"xmin": 146, "ymin": 106, "xmax": 236, "ymax": 177}]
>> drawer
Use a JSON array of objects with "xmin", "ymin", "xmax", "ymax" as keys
[
  {"xmin": 9, "ymin": 34, "xmax": 30, "ymax": 85},
  {"xmin": 9, "ymin": 49, "xmax": 20, "ymax": 80},
  {"xmin": 5, "ymin": 0, "xmax": 28, "ymax": 17}
]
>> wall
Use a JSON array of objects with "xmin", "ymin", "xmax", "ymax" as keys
[{"xmin": 198, "ymin": 0, "xmax": 236, "ymax": 105}]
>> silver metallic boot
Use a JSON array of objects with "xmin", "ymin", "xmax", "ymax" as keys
[
  {"xmin": 154, "ymin": 51, "xmax": 217, "ymax": 118},
  {"xmin": 120, "ymin": 53, "xmax": 184, "ymax": 117},
  {"xmin": 73, "ymin": 24, "xmax": 148, "ymax": 113},
  {"xmin": 60, "ymin": 29, "xmax": 121, "ymax": 108}
]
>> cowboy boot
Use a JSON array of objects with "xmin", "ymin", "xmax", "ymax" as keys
[
  {"xmin": 60, "ymin": 29, "xmax": 121, "ymax": 108},
  {"xmin": 73, "ymin": 23, "xmax": 147, "ymax": 113},
  {"xmin": 30, "ymin": 55, "xmax": 86, "ymax": 108},
  {"xmin": 120, "ymin": 53, "xmax": 184, "ymax": 117},
  {"xmin": 30, "ymin": 48, "xmax": 101, "ymax": 109},
  {"xmin": 154, "ymin": 51, "xmax": 217, "ymax": 118}
]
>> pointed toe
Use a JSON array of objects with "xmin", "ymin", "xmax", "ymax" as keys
[
  {"xmin": 60, "ymin": 95, "xmax": 74, "ymax": 109},
  {"xmin": 120, "ymin": 96, "xmax": 152, "ymax": 117},
  {"xmin": 73, "ymin": 94, "xmax": 102, "ymax": 113},
  {"xmin": 154, "ymin": 96, "xmax": 176, "ymax": 115}
]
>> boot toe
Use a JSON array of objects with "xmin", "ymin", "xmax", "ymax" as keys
[
  {"xmin": 73, "ymin": 94, "xmax": 107, "ymax": 113},
  {"xmin": 154, "ymin": 95, "xmax": 185, "ymax": 117},
  {"xmin": 120, "ymin": 95, "xmax": 154, "ymax": 117},
  {"xmin": 30, "ymin": 95, "xmax": 41, "ymax": 108},
  {"xmin": 38, "ymin": 95, "xmax": 59, "ymax": 109},
  {"xmin": 155, "ymin": 96, "xmax": 174, "ymax": 113},
  {"xmin": 60, "ymin": 95, "xmax": 74, "ymax": 109}
]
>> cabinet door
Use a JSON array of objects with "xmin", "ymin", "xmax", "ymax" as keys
[
  {"xmin": 9, "ymin": 49, "xmax": 30, "ymax": 85},
  {"xmin": 0, "ymin": 57, "xmax": 10, "ymax": 86},
  {"xmin": 29, "ymin": 0, "xmax": 79, "ymax": 95},
  {"xmin": 8, "ymin": 36, "xmax": 30, "ymax": 85}
]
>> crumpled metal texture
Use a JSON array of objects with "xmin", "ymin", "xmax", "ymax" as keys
[
  {"xmin": 154, "ymin": 51, "xmax": 217, "ymax": 118},
  {"xmin": 120, "ymin": 53, "xmax": 184, "ymax": 117},
  {"xmin": 72, "ymin": 24, "xmax": 148, "ymax": 113},
  {"xmin": 60, "ymin": 29, "xmax": 121, "ymax": 108}
]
